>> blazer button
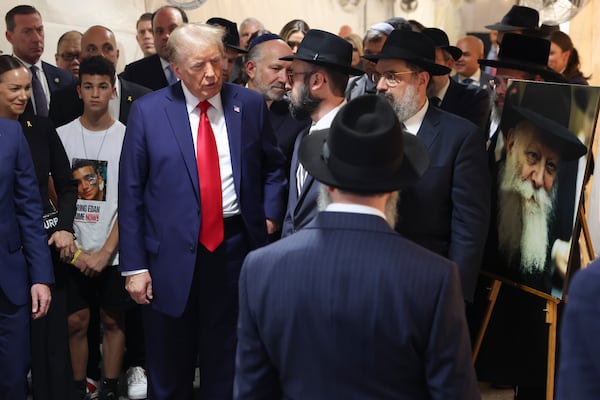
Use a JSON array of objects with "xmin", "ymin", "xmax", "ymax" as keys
[{"xmin": 189, "ymin": 244, "xmax": 196, "ymax": 252}]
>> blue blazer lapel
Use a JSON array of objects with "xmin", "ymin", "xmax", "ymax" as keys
[
  {"xmin": 220, "ymin": 84, "xmax": 242, "ymax": 194},
  {"xmin": 165, "ymin": 83, "xmax": 200, "ymax": 199},
  {"xmin": 417, "ymin": 106, "xmax": 442, "ymax": 150}
]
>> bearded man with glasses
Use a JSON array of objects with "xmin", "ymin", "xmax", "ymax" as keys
[
  {"xmin": 278, "ymin": 29, "xmax": 362, "ymax": 237},
  {"xmin": 367, "ymin": 29, "xmax": 490, "ymax": 307}
]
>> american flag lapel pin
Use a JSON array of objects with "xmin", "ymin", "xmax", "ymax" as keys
[{"xmin": 233, "ymin": 105, "xmax": 240, "ymax": 113}]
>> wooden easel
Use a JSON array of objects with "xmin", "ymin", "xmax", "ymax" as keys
[{"xmin": 472, "ymin": 209, "xmax": 595, "ymax": 400}]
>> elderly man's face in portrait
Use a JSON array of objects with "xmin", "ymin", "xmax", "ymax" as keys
[
  {"xmin": 497, "ymin": 122, "xmax": 560, "ymax": 273},
  {"xmin": 73, "ymin": 165, "xmax": 104, "ymax": 201}
]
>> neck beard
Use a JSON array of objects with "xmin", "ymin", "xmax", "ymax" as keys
[
  {"xmin": 497, "ymin": 152, "xmax": 555, "ymax": 274},
  {"xmin": 318, "ymin": 185, "xmax": 400, "ymax": 228},
  {"xmin": 380, "ymin": 84, "xmax": 420, "ymax": 122},
  {"xmin": 288, "ymin": 81, "xmax": 321, "ymax": 120}
]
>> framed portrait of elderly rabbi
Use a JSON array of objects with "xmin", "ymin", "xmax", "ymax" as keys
[{"xmin": 482, "ymin": 80, "xmax": 600, "ymax": 299}]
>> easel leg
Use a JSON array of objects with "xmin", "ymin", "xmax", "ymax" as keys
[
  {"xmin": 545, "ymin": 300, "xmax": 558, "ymax": 400},
  {"xmin": 472, "ymin": 280, "xmax": 502, "ymax": 363}
]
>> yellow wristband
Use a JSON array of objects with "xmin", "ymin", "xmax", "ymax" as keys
[{"xmin": 70, "ymin": 249, "xmax": 82, "ymax": 265}]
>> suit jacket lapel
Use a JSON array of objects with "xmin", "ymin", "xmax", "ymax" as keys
[
  {"xmin": 220, "ymin": 84, "xmax": 242, "ymax": 195},
  {"xmin": 417, "ymin": 106, "xmax": 442, "ymax": 150},
  {"xmin": 165, "ymin": 83, "xmax": 200, "ymax": 200}
]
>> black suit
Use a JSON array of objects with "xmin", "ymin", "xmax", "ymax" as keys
[
  {"xmin": 25, "ymin": 61, "xmax": 76, "ymax": 116},
  {"xmin": 120, "ymin": 54, "xmax": 168, "ymax": 91},
  {"xmin": 48, "ymin": 77, "xmax": 151, "ymax": 128},
  {"xmin": 437, "ymin": 78, "xmax": 490, "ymax": 135},
  {"xmin": 268, "ymin": 100, "xmax": 311, "ymax": 172}
]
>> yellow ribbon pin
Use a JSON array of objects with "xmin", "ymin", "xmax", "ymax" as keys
[
  {"xmin": 127, "ymin": 96, "xmax": 133, "ymax": 102},
  {"xmin": 27, "ymin": 121, "xmax": 32, "ymax": 127}
]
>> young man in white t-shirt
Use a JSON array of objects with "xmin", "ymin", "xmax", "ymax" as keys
[{"xmin": 57, "ymin": 55, "xmax": 130, "ymax": 400}]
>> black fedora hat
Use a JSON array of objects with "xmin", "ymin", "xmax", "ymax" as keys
[
  {"xmin": 505, "ymin": 82, "xmax": 586, "ymax": 161},
  {"xmin": 299, "ymin": 95, "xmax": 429, "ymax": 192},
  {"xmin": 363, "ymin": 30, "xmax": 451, "ymax": 76},
  {"xmin": 206, "ymin": 17, "xmax": 247, "ymax": 54},
  {"xmin": 422, "ymin": 28, "xmax": 462, "ymax": 61},
  {"xmin": 478, "ymin": 33, "xmax": 565, "ymax": 82},
  {"xmin": 485, "ymin": 5, "xmax": 539, "ymax": 31},
  {"xmin": 279, "ymin": 29, "xmax": 363, "ymax": 76}
]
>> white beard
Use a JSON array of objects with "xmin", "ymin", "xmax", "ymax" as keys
[
  {"xmin": 381, "ymin": 83, "xmax": 420, "ymax": 122},
  {"xmin": 497, "ymin": 151, "xmax": 555, "ymax": 274},
  {"xmin": 318, "ymin": 185, "xmax": 400, "ymax": 228}
]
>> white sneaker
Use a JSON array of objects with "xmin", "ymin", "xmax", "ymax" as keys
[
  {"xmin": 126, "ymin": 366, "xmax": 147, "ymax": 400},
  {"xmin": 85, "ymin": 377, "xmax": 99, "ymax": 399}
]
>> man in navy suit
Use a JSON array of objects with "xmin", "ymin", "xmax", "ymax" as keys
[
  {"xmin": 120, "ymin": 6, "xmax": 188, "ymax": 91},
  {"xmin": 234, "ymin": 95, "xmax": 480, "ymax": 400},
  {"xmin": 422, "ymin": 28, "xmax": 491, "ymax": 135},
  {"xmin": 453, "ymin": 35, "xmax": 495, "ymax": 93},
  {"xmin": 556, "ymin": 259, "xmax": 600, "ymax": 399},
  {"xmin": 279, "ymin": 29, "xmax": 363, "ymax": 237},
  {"xmin": 366, "ymin": 29, "xmax": 490, "ymax": 303},
  {"xmin": 118, "ymin": 23, "xmax": 286, "ymax": 400},
  {"xmin": 0, "ymin": 117, "xmax": 54, "ymax": 399},
  {"xmin": 5, "ymin": 5, "xmax": 75, "ymax": 116}
]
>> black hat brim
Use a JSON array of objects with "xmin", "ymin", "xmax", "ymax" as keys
[
  {"xmin": 477, "ymin": 57, "xmax": 566, "ymax": 83},
  {"xmin": 225, "ymin": 44, "xmax": 248, "ymax": 54},
  {"xmin": 485, "ymin": 22, "xmax": 531, "ymax": 31},
  {"xmin": 280, "ymin": 54, "xmax": 363, "ymax": 76},
  {"xmin": 363, "ymin": 52, "xmax": 451, "ymax": 76},
  {"xmin": 298, "ymin": 129, "xmax": 429, "ymax": 192},
  {"xmin": 443, "ymin": 46, "xmax": 463, "ymax": 61},
  {"xmin": 509, "ymin": 105, "xmax": 587, "ymax": 161}
]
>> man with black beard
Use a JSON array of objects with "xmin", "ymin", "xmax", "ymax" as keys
[{"xmin": 279, "ymin": 29, "xmax": 362, "ymax": 236}]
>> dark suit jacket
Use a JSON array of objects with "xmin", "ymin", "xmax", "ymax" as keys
[
  {"xmin": 118, "ymin": 82, "xmax": 287, "ymax": 317},
  {"xmin": 396, "ymin": 105, "xmax": 490, "ymax": 302},
  {"xmin": 19, "ymin": 114, "xmax": 77, "ymax": 232},
  {"xmin": 120, "ymin": 54, "xmax": 168, "ymax": 91},
  {"xmin": 438, "ymin": 77, "xmax": 491, "ymax": 134},
  {"xmin": 0, "ymin": 118, "xmax": 54, "ymax": 305},
  {"xmin": 235, "ymin": 211, "xmax": 480, "ymax": 400},
  {"xmin": 557, "ymin": 260, "xmax": 600, "ymax": 400},
  {"xmin": 48, "ymin": 77, "xmax": 151, "ymax": 128},
  {"xmin": 268, "ymin": 99, "xmax": 311, "ymax": 172},
  {"xmin": 281, "ymin": 127, "xmax": 318, "ymax": 237},
  {"xmin": 452, "ymin": 70, "xmax": 495, "ymax": 94},
  {"xmin": 345, "ymin": 73, "xmax": 376, "ymax": 101},
  {"xmin": 25, "ymin": 61, "xmax": 76, "ymax": 116}
]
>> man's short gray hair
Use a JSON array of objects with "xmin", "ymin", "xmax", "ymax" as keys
[{"xmin": 167, "ymin": 23, "xmax": 225, "ymax": 64}]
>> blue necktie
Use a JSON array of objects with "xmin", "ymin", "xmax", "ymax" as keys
[
  {"xmin": 30, "ymin": 65, "xmax": 48, "ymax": 117},
  {"xmin": 462, "ymin": 78, "xmax": 474, "ymax": 85},
  {"xmin": 165, "ymin": 65, "xmax": 177, "ymax": 85}
]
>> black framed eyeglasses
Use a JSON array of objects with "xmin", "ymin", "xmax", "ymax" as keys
[
  {"xmin": 58, "ymin": 52, "xmax": 80, "ymax": 62},
  {"xmin": 287, "ymin": 70, "xmax": 315, "ymax": 85}
]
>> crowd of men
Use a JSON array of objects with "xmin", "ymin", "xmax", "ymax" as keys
[{"xmin": 1, "ymin": 3, "xmax": 595, "ymax": 400}]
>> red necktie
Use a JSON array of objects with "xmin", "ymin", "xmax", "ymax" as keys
[{"xmin": 197, "ymin": 101, "xmax": 223, "ymax": 251}]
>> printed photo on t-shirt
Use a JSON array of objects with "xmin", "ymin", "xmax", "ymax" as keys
[{"xmin": 71, "ymin": 158, "xmax": 108, "ymax": 202}]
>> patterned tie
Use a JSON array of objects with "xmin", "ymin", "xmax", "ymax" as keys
[
  {"xmin": 30, "ymin": 65, "xmax": 48, "ymax": 117},
  {"xmin": 165, "ymin": 65, "xmax": 177, "ymax": 85},
  {"xmin": 197, "ymin": 101, "xmax": 223, "ymax": 251}
]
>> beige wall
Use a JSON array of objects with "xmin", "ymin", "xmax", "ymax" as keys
[{"xmin": 0, "ymin": 0, "xmax": 595, "ymax": 76}]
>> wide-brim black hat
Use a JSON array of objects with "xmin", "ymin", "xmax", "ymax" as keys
[
  {"xmin": 485, "ymin": 5, "xmax": 539, "ymax": 31},
  {"xmin": 299, "ymin": 95, "xmax": 429, "ymax": 192},
  {"xmin": 422, "ymin": 28, "xmax": 462, "ymax": 61},
  {"xmin": 279, "ymin": 29, "xmax": 363, "ymax": 76},
  {"xmin": 504, "ymin": 81, "xmax": 586, "ymax": 161},
  {"xmin": 363, "ymin": 30, "xmax": 451, "ymax": 76},
  {"xmin": 206, "ymin": 17, "xmax": 247, "ymax": 53},
  {"xmin": 478, "ymin": 33, "xmax": 565, "ymax": 83}
]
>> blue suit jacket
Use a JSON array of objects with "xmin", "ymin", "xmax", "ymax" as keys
[
  {"xmin": 396, "ymin": 105, "xmax": 490, "ymax": 302},
  {"xmin": 235, "ymin": 211, "xmax": 480, "ymax": 400},
  {"xmin": 557, "ymin": 260, "xmax": 600, "ymax": 399},
  {"xmin": 118, "ymin": 82, "xmax": 287, "ymax": 317},
  {"xmin": 0, "ymin": 118, "xmax": 54, "ymax": 305},
  {"xmin": 281, "ymin": 127, "xmax": 318, "ymax": 237}
]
